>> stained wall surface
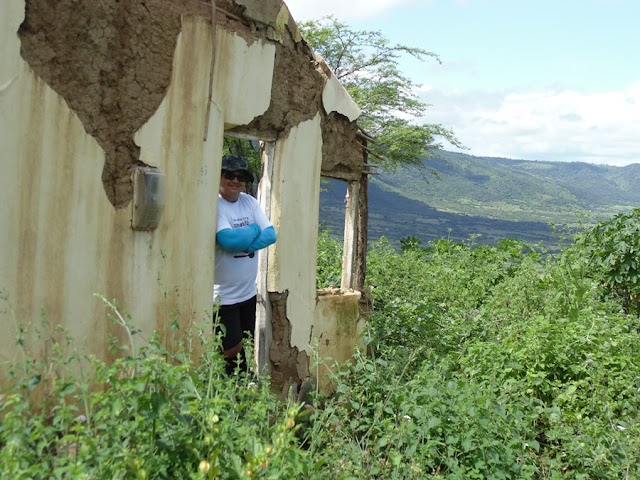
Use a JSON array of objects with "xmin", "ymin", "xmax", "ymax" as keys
[
  {"xmin": 1, "ymin": 0, "xmax": 115, "ymax": 367},
  {"xmin": 268, "ymin": 115, "xmax": 324, "ymax": 351},
  {"xmin": 1, "ymin": 0, "xmax": 365, "ymax": 388},
  {"xmin": 313, "ymin": 290, "xmax": 362, "ymax": 392}
]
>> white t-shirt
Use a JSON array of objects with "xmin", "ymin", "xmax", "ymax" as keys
[{"xmin": 214, "ymin": 193, "xmax": 272, "ymax": 305}]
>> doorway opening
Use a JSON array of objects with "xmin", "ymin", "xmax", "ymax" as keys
[{"xmin": 219, "ymin": 134, "xmax": 275, "ymax": 374}]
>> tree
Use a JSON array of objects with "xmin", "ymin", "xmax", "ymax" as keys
[{"xmin": 299, "ymin": 16, "xmax": 463, "ymax": 170}]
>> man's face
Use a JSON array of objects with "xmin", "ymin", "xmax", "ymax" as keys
[{"xmin": 219, "ymin": 170, "xmax": 247, "ymax": 201}]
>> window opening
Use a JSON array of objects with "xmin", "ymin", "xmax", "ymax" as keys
[{"xmin": 317, "ymin": 177, "xmax": 359, "ymax": 291}]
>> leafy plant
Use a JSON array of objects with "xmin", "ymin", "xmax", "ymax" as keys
[
  {"xmin": 0, "ymin": 302, "xmax": 308, "ymax": 479},
  {"xmin": 576, "ymin": 208, "xmax": 640, "ymax": 314},
  {"xmin": 300, "ymin": 16, "xmax": 462, "ymax": 169},
  {"xmin": 4, "ymin": 210, "xmax": 640, "ymax": 479},
  {"xmin": 316, "ymin": 227, "xmax": 343, "ymax": 289}
]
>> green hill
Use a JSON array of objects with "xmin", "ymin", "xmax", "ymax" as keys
[{"xmin": 320, "ymin": 150, "xmax": 640, "ymax": 247}]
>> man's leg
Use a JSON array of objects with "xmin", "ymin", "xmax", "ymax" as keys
[
  {"xmin": 236, "ymin": 296, "xmax": 257, "ymax": 373},
  {"xmin": 214, "ymin": 296, "xmax": 257, "ymax": 375},
  {"xmin": 214, "ymin": 302, "xmax": 244, "ymax": 375}
]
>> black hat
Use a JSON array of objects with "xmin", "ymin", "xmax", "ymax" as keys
[{"xmin": 221, "ymin": 154, "xmax": 254, "ymax": 183}]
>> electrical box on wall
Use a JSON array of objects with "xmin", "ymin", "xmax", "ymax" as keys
[{"xmin": 131, "ymin": 166, "xmax": 167, "ymax": 231}]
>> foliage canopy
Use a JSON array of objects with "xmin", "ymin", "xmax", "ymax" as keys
[
  {"xmin": 576, "ymin": 207, "xmax": 640, "ymax": 315},
  {"xmin": 299, "ymin": 16, "xmax": 463, "ymax": 169}
]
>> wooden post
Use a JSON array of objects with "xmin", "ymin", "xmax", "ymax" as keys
[
  {"xmin": 203, "ymin": 0, "xmax": 217, "ymax": 141},
  {"xmin": 256, "ymin": 141, "xmax": 275, "ymax": 374},
  {"xmin": 341, "ymin": 180, "xmax": 360, "ymax": 290},
  {"xmin": 356, "ymin": 154, "xmax": 369, "ymax": 291}
]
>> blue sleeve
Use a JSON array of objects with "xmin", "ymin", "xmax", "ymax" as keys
[
  {"xmin": 246, "ymin": 226, "xmax": 277, "ymax": 253},
  {"xmin": 216, "ymin": 224, "xmax": 261, "ymax": 252}
]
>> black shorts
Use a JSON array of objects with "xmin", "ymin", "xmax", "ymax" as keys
[{"xmin": 214, "ymin": 295, "xmax": 257, "ymax": 351}]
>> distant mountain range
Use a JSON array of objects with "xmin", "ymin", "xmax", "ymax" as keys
[{"xmin": 319, "ymin": 150, "xmax": 640, "ymax": 248}]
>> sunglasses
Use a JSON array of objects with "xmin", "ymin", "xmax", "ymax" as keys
[{"xmin": 222, "ymin": 170, "xmax": 249, "ymax": 182}]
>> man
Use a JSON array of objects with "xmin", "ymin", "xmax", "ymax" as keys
[{"xmin": 214, "ymin": 154, "xmax": 277, "ymax": 375}]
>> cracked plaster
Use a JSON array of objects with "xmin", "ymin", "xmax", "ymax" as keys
[{"xmin": 18, "ymin": 0, "xmax": 365, "ymax": 208}]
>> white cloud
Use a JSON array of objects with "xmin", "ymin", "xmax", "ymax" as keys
[
  {"xmin": 418, "ymin": 81, "xmax": 640, "ymax": 166},
  {"xmin": 284, "ymin": 0, "xmax": 424, "ymax": 21}
]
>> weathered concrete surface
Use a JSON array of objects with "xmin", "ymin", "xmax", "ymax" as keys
[
  {"xmin": 1, "ymin": 6, "xmax": 222, "ymax": 371},
  {"xmin": 131, "ymin": 15, "xmax": 221, "ymax": 354},
  {"xmin": 0, "ymin": 0, "xmax": 22, "ymax": 89},
  {"xmin": 1, "ymin": 11, "xmax": 223, "ymax": 373},
  {"xmin": 267, "ymin": 116, "xmax": 323, "ymax": 356},
  {"xmin": 269, "ymin": 290, "xmax": 310, "ymax": 387},
  {"xmin": 223, "ymin": 1, "xmax": 365, "ymax": 180},
  {"xmin": 322, "ymin": 72, "xmax": 361, "ymax": 122},
  {"xmin": 16, "ymin": 0, "xmax": 363, "ymax": 207},
  {"xmin": 18, "ymin": 0, "xmax": 184, "ymax": 208},
  {"xmin": 212, "ymin": 29, "xmax": 276, "ymax": 129},
  {"xmin": 313, "ymin": 289, "xmax": 362, "ymax": 393},
  {"xmin": 234, "ymin": 0, "xmax": 302, "ymax": 44},
  {"xmin": 1, "ymin": 0, "xmax": 113, "ymax": 371}
]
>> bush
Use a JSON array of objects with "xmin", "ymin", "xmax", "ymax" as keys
[
  {"xmin": 0, "ymin": 307, "xmax": 307, "ymax": 479},
  {"xmin": 316, "ymin": 227, "xmax": 343, "ymax": 289},
  {"xmin": 366, "ymin": 236, "xmax": 540, "ymax": 354},
  {"xmin": 575, "ymin": 208, "xmax": 640, "ymax": 314},
  {"xmin": 350, "ymin": 233, "xmax": 640, "ymax": 478},
  {"xmin": 303, "ymin": 349, "xmax": 539, "ymax": 479}
]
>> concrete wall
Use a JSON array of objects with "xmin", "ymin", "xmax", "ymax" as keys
[
  {"xmin": 268, "ymin": 115, "xmax": 323, "ymax": 351},
  {"xmin": 2, "ymin": 0, "xmax": 115, "ymax": 366},
  {"xmin": 1, "ymin": 10, "xmax": 227, "ymax": 368},
  {"xmin": 1, "ymin": 0, "xmax": 365, "ymax": 391},
  {"xmin": 314, "ymin": 290, "xmax": 362, "ymax": 392}
]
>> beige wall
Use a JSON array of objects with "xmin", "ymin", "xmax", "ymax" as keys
[
  {"xmin": 129, "ymin": 16, "xmax": 222, "ymax": 348},
  {"xmin": 322, "ymin": 73, "xmax": 361, "ymax": 122},
  {"xmin": 2, "ymin": 13, "xmax": 218, "ymax": 364},
  {"xmin": 1, "ymin": 0, "xmax": 115, "ymax": 365},
  {"xmin": 268, "ymin": 115, "xmax": 324, "ymax": 351},
  {"xmin": 1, "ymin": 2, "xmax": 363, "ymax": 385},
  {"xmin": 313, "ymin": 290, "xmax": 362, "ymax": 392},
  {"xmin": 212, "ymin": 28, "xmax": 276, "ymax": 129},
  {"xmin": 265, "ymin": 116, "xmax": 364, "ymax": 386}
]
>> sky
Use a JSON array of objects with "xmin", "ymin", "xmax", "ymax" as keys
[{"xmin": 285, "ymin": 0, "xmax": 640, "ymax": 166}]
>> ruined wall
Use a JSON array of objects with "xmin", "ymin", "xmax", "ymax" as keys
[
  {"xmin": 313, "ymin": 289, "xmax": 362, "ymax": 392},
  {"xmin": 1, "ymin": 0, "xmax": 367, "ymax": 391},
  {"xmin": 1, "ymin": 5, "xmax": 228, "ymax": 371},
  {"xmin": 266, "ymin": 116, "xmax": 323, "ymax": 385},
  {"xmin": 221, "ymin": 0, "xmax": 366, "ymax": 181},
  {"xmin": 17, "ymin": 0, "xmax": 184, "ymax": 208},
  {"xmin": 1, "ymin": 0, "xmax": 116, "ymax": 366}
]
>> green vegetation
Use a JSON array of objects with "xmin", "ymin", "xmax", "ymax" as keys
[
  {"xmin": 4, "ymin": 211, "xmax": 640, "ymax": 478},
  {"xmin": 321, "ymin": 150, "xmax": 640, "ymax": 247},
  {"xmin": 381, "ymin": 151, "xmax": 640, "ymax": 223},
  {"xmin": 0, "ymin": 304, "xmax": 308, "ymax": 479},
  {"xmin": 299, "ymin": 17, "xmax": 461, "ymax": 169},
  {"xmin": 314, "ymin": 214, "xmax": 640, "ymax": 478},
  {"xmin": 577, "ymin": 208, "xmax": 640, "ymax": 315}
]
